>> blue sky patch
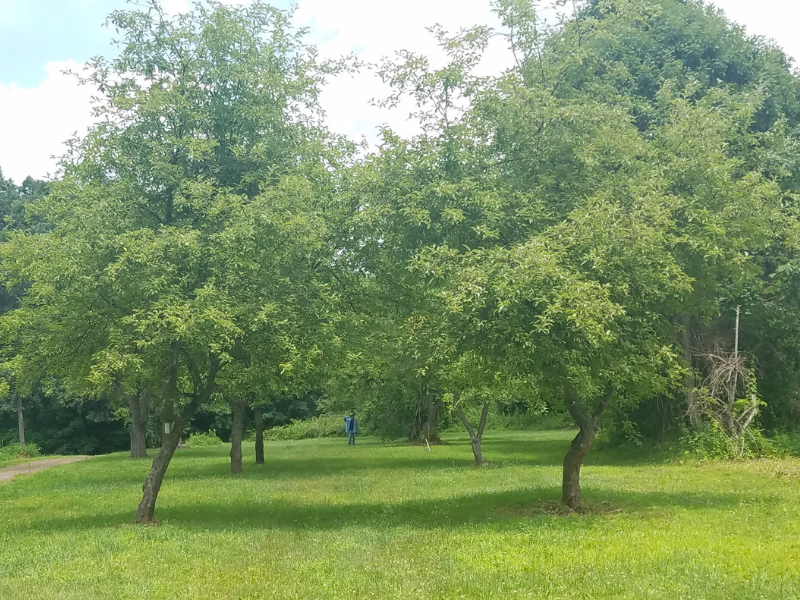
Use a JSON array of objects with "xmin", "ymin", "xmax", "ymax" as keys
[
  {"xmin": 0, "ymin": 0, "xmax": 296, "ymax": 88},
  {"xmin": 0, "ymin": 0, "xmax": 128, "ymax": 87}
]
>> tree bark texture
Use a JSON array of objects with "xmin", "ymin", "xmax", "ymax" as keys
[
  {"xmin": 254, "ymin": 408, "xmax": 265, "ymax": 465},
  {"xmin": 16, "ymin": 394, "xmax": 25, "ymax": 446},
  {"xmin": 134, "ymin": 423, "xmax": 185, "ymax": 523},
  {"xmin": 127, "ymin": 393, "xmax": 149, "ymax": 458},
  {"xmin": 424, "ymin": 396, "xmax": 442, "ymax": 443},
  {"xmin": 230, "ymin": 401, "xmax": 246, "ymax": 474},
  {"xmin": 562, "ymin": 427, "xmax": 596, "ymax": 509},
  {"xmin": 562, "ymin": 382, "xmax": 613, "ymax": 509},
  {"xmin": 134, "ymin": 348, "xmax": 219, "ymax": 524},
  {"xmin": 454, "ymin": 396, "xmax": 490, "ymax": 466}
]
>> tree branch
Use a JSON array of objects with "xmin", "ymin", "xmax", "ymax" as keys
[
  {"xmin": 452, "ymin": 390, "xmax": 476, "ymax": 440},
  {"xmin": 477, "ymin": 401, "xmax": 490, "ymax": 440},
  {"xmin": 564, "ymin": 380, "xmax": 592, "ymax": 430}
]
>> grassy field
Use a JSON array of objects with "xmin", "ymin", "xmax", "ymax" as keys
[{"xmin": 1, "ymin": 430, "xmax": 799, "ymax": 599}]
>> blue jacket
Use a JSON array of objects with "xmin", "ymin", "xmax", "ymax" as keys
[{"xmin": 344, "ymin": 416, "xmax": 359, "ymax": 434}]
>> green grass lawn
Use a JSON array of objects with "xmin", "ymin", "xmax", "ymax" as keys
[{"xmin": 1, "ymin": 430, "xmax": 799, "ymax": 599}]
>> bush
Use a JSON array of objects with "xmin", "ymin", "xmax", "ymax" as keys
[
  {"xmin": 0, "ymin": 442, "xmax": 42, "ymax": 462},
  {"xmin": 771, "ymin": 432, "xmax": 800, "ymax": 457},
  {"xmin": 263, "ymin": 414, "xmax": 344, "ymax": 441},
  {"xmin": 678, "ymin": 421, "xmax": 775, "ymax": 460},
  {"xmin": 185, "ymin": 430, "xmax": 224, "ymax": 447}
]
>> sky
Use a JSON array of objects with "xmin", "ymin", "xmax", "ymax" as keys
[{"xmin": 0, "ymin": 0, "xmax": 797, "ymax": 184}]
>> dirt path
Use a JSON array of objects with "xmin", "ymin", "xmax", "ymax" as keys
[{"xmin": 0, "ymin": 456, "xmax": 91, "ymax": 483}]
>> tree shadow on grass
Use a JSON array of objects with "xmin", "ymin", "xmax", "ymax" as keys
[
  {"xmin": 8, "ymin": 434, "xmax": 670, "ymax": 495},
  {"xmin": 51, "ymin": 450, "xmax": 483, "ymax": 492},
  {"xmin": 480, "ymin": 436, "xmax": 673, "ymax": 468},
  {"xmin": 23, "ymin": 485, "xmax": 780, "ymax": 535}
]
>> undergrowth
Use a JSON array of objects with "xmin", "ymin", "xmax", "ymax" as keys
[{"xmin": 0, "ymin": 442, "xmax": 41, "ymax": 464}]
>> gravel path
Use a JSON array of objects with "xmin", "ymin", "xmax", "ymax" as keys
[{"xmin": 0, "ymin": 456, "xmax": 91, "ymax": 483}]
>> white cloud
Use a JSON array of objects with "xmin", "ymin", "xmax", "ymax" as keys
[
  {"xmin": 710, "ymin": 0, "xmax": 800, "ymax": 65},
  {"xmin": 297, "ymin": 0, "xmax": 514, "ymax": 144},
  {"xmin": 162, "ymin": 0, "xmax": 190, "ymax": 15},
  {"xmin": 0, "ymin": 60, "xmax": 95, "ymax": 184},
  {"xmin": 2, "ymin": 1, "xmax": 798, "ymax": 183}
]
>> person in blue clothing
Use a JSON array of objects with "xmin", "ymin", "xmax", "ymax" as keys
[{"xmin": 344, "ymin": 412, "xmax": 358, "ymax": 445}]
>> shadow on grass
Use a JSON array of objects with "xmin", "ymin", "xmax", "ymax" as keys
[
  {"xmin": 485, "ymin": 441, "xmax": 673, "ymax": 467},
  {"xmin": 13, "ymin": 434, "xmax": 668, "ymax": 494},
  {"xmin": 24, "ymin": 485, "xmax": 778, "ymax": 534},
  {"xmin": 53, "ymin": 451, "xmax": 484, "ymax": 491}
]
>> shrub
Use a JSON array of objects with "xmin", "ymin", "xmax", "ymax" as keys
[
  {"xmin": 771, "ymin": 432, "xmax": 800, "ymax": 457},
  {"xmin": 678, "ymin": 421, "xmax": 775, "ymax": 460},
  {"xmin": 0, "ymin": 442, "xmax": 42, "ymax": 462},
  {"xmin": 264, "ymin": 414, "xmax": 343, "ymax": 441},
  {"xmin": 185, "ymin": 430, "xmax": 224, "ymax": 447}
]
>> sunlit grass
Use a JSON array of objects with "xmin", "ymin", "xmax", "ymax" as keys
[{"xmin": 1, "ymin": 430, "xmax": 799, "ymax": 599}]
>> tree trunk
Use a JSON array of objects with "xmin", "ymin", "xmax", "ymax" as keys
[
  {"xmin": 135, "ymin": 425, "xmax": 183, "ymax": 523},
  {"xmin": 472, "ymin": 401, "xmax": 490, "ymax": 466},
  {"xmin": 134, "ymin": 348, "xmax": 219, "ymax": 524},
  {"xmin": 230, "ymin": 401, "xmax": 245, "ymax": 474},
  {"xmin": 127, "ymin": 393, "xmax": 149, "ymax": 458},
  {"xmin": 561, "ymin": 382, "xmax": 612, "ymax": 509},
  {"xmin": 454, "ymin": 396, "xmax": 490, "ymax": 466},
  {"xmin": 254, "ymin": 408, "xmax": 264, "ymax": 465},
  {"xmin": 562, "ymin": 426, "xmax": 596, "ymax": 509},
  {"xmin": 424, "ymin": 396, "xmax": 442, "ymax": 443},
  {"xmin": 679, "ymin": 315, "xmax": 701, "ymax": 431},
  {"xmin": 471, "ymin": 437, "xmax": 485, "ymax": 466},
  {"xmin": 16, "ymin": 394, "xmax": 25, "ymax": 446}
]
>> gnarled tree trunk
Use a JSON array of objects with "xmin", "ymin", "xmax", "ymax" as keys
[
  {"xmin": 134, "ymin": 347, "xmax": 219, "ymax": 524},
  {"xmin": 562, "ymin": 382, "xmax": 613, "ymax": 509},
  {"xmin": 16, "ymin": 394, "xmax": 25, "ymax": 446},
  {"xmin": 424, "ymin": 395, "xmax": 442, "ymax": 444},
  {"xmin": 135, "ymin": 422, "xmax": 186, "ymax": 523},
  {"xmin": 230, "ymin": 400, "xmax": 246, "ymax": 474},
  {"xmin": 127, "ymin": 393, "xmax": 149, "ymax": 458},
  {"xmin": 562, "ymin": 426, "xmax": 596, "ymax": 509},
  {"xmin": 254, "ymin": 408, "xmax": 264, "ymax": 465},
  {"xmin": 454, "ymin": 394, "xmax": 490, "ymax": 466}
]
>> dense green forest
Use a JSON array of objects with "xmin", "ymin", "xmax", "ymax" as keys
[{"xmin": 3, "ymin": 0, "xmax": 800, "ymax": 520}]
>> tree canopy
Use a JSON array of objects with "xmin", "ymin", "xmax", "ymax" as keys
[{"xmin": 3, "ymin": 0, "xmax": 800, "ymax": 517}]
